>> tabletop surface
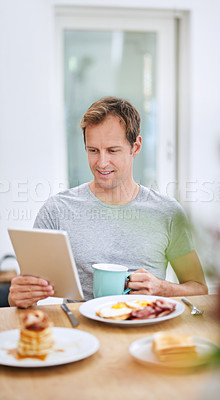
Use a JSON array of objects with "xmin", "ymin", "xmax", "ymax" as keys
[{"xmin": 0, "ymin": 295, "xmax": 219, "ymax": 400}]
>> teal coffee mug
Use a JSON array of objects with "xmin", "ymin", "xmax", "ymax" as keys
[{"xmin": 92, "ymin": 263, "xmax": 131, "ymax": 298}]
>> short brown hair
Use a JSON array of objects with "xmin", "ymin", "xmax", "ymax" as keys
[{"xmin": 80, "ymin": 96, "xmax": 140, "ymax": 146}]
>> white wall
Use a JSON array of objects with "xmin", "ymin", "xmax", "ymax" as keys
[
  {"xmin": 0, "ymin": 0, "xmax": 68, "ymax": 267},
  {"xmin": 191, "ymin": 1, "xmax": 220, "ymax": 218},
  {"xmin": 0, "ymin": 0, "xmax": 220, "ymax": 279}
]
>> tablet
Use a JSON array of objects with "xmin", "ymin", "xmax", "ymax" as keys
[{"xmin": 8, "ymin": 228, "xmax": 84, "ymax": 300}]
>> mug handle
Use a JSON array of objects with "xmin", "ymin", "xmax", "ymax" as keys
[{"xmin": 123, "ymin": 272, "xmax": 133, "ymax": 294}]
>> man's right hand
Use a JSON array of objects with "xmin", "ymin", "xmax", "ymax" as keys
[{"xmin": 8, "ymin": 275, "xmax": 54, "ymax": 308}]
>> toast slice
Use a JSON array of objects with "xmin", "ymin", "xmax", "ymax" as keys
[{"xmin": 152, "ymin": 332, "xmax": 197, "ymax": 362}]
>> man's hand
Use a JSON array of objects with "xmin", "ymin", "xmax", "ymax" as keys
[
  {"xmin": 128, "ymin": 269, "xmax": 163, "ymax": 295},
  {"xmin": 127, "ymin": 250, "xmax": 208, "ymax": 297},
  {"xmin": 9, "ymin": 275, "xmax": 54, "ymax": 308}
]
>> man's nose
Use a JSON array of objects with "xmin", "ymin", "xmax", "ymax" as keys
[{"xmin": 97, "ymin": 152, "xmax": 109, "ymax": 168}]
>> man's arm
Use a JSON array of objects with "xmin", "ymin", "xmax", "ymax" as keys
[
  {"xmin": 128, "ymin": 250, "xmax": 208, "ymax": 296},
  {"xmin": 169, "ymin": 249, "xmax": 208, "ymax": 294}
]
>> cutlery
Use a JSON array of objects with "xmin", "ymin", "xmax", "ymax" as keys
[
  {"xmin": 61, "ymin": 303, "xmax": 79, "ymax": 327},
  {"xmin": 64, "ymin": 299, "xmax": 86, "ymax": 303},
  {"xmin": 181, "ymin": 298, "xmax": 204, "ymax": 315}
]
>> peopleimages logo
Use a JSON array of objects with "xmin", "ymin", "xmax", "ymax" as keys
[
  {"xmin": 0, "ymin": 179, "xmax": 67, "ymax": 202},
  {"xmin": 0, "ymin": 179, "xmax": 68, "ymax": 221},
  {"xmin": 45, "ymin": 208, "xmax": 141, "ymax": 221},
  {"xmin": 1, "ymin": 179, "xmax": 219, "ymax": 203},
  {"xmin": 0, "ymin": 179, "xmax": 219, "ymax": 221},
  {"xmin": 165, "ymin": 180, "xmax": 220, "ymax": 202}
]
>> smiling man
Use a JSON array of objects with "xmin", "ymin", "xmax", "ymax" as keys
[
  {"xmin": 9, "ymin": 97, "xmax": 208, "ymax": 308},
  {"xmin": 85, "ymin": 113, "xmax": 141, "ymax": 204}
]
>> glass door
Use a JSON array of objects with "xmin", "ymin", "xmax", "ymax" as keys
[
  {"xmin": 63, "ymin": 30, "xmax": 157, "ymax": 188},
  {"xmin": 56, "ymin": 7, "xmax": 176, "ymax": 193}
]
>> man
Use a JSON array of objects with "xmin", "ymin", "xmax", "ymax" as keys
[{"xmin": 9, "ymin": 97, "xmax": 208, "ymax": 308}]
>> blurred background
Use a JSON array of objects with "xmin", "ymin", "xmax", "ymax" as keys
[{"xmin": 0, "ymin": 0, "xmax": 220, "ymax": 294}]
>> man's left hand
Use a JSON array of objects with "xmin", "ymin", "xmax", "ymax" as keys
[{"xmin": 128, "ymin": 268, "xmax": 163, "ymax": 295}]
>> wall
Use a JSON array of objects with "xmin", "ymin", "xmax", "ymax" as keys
[
  {"xmin": 0, "ymin": 0, "xmax": 219, "ymax": 280},
  {"xmin": 0, "ymin": 0, "xmax": 68, "ymax": 269}
]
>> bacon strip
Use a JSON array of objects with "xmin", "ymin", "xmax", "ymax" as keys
[{"xmin": 129, "ymin": 299, "xmax": 176, "ymax": 320}]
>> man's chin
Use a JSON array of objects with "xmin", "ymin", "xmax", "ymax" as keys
[{"xmin": 93, "ymin": 179, "xmax": 117, "ymax": 191}]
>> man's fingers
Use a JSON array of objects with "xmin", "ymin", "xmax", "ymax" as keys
[
  {"xmin": 129, "ymin": 272, "xmax": 150, "ymax": 282},
  {"xmin": 11, "ymin": 275, "xmax": 49, "ymax": 287},
  {"xmin": 129, "ymin": 289, "xmax": 149, "ymax": 295},
  {"xmin": 128, "ymin": 281, "xmax": 148, "ymax": 290},
  {"xmin": 9, "ymin": 289, "xmax": 53, "ymax": 309},
  {"xmin": 15, "ymin": 295, "xmax": 49, "ymax": 309},
  {"xmin": 9, "ymin": 274, "xmax": 54, "ymax": 308},
  {"xmin": 9, "ymin": 283, "xmax": 54, "ymax": 309},
  {"xmin": 10, "ymin": 284, "xmax": 54, "ymax": 295},
  {"xmin": 12, "ymin": 290, "xmax": 51, "ymax": 301},
  {"xmin": 133, "ymin": 268, "xmax": 148, "ymax": 274}
]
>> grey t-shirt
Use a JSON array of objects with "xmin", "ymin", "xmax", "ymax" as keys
[{"xmin": 33, "ymin": 183, "xmax": 194, "ymax": 299}]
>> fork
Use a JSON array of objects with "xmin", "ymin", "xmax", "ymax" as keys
[{"xmin": 181, "ymin": 298, "xmax": 204, "ymax": 315}]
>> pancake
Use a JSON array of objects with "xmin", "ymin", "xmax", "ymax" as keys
[{"xmin": 17, "ymin": 310, "xmax": 54, "ymax": 357}]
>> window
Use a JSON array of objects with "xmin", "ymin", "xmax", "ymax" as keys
[{"xmin": 56, "ymin": 7, "xmax": 178, "ymax": 194}]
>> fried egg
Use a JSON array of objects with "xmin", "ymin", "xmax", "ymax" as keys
[
  {"xmin": 111, "ymin": 302, "xmax": 127, "ymax": 309},
  {"xmin": 125, "ymin": 299, "xmax": 152, "ymax": 310},
  {"xmin": 96, "ymin": 302, "xmax": 132, "ymax": 320}
]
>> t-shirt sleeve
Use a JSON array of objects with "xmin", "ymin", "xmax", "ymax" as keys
[
  {"xmin": 33, "ymin": 198, "xmax": 58, "ymax": 230},
  {"xmin": 166, "ymin": 201, "xmax": 194, "ymax": 261}
]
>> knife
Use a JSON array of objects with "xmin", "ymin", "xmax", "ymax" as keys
[{"xmin": 61, "ymin": 303, "xmax": 79, "ymax": 327}]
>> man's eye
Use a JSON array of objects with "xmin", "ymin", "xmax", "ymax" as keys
[
  {"xmin": 88, "ymin": 149, "xmax": 97, "ymax": 153},
  {"xmin": 109, "ymin": 149, "xmax": 118, "ymax": 153}
]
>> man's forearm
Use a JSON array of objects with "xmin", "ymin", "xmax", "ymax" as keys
[
  {"xmin": 160, "ymin": 279, "xmax": 208, "ymax": 297},
  {"xmin": 128, "ymin": 268, "xmax": 208, "ymax": 296}
]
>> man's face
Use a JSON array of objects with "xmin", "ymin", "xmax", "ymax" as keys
[{"xmin": 85, "ymin": 115, "xmax": 141, "ymax": 191}]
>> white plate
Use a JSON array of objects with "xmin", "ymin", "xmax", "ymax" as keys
[
  {"xmin": 129, "ymin": 336, "xmax": 219, "ymax": 369},
  {"xmin": 79, "ymin": 295, "xmax": 184, "ymax": 326},
  {"xmin": 0, "ymin": 327, "xmax": 99, "ymax": 368}
]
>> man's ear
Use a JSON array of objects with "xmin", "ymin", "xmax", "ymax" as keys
[{"xmin": 132, "ymin": 136, "xmax": 142, "ymax": 157}]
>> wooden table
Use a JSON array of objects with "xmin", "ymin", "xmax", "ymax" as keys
[{"xmin": 0, "ymin": 295, "xmax": 219, "ymax": 400}]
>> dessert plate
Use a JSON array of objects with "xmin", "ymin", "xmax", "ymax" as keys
[{"xmin": 0, "ymin": 327, "xmax": 99, "ymax": 367}]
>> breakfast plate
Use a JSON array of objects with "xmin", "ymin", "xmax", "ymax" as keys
[
  {"xmin": 0, "ymin": 327, "xmax": 99, "ymax": 367},
  {"xmin": 129, "ymin": 336, "xmax": 219, "ymax": 369},
  {"xmin": 79, "ymin": 295, "xmax": 185, "ymax": 326}
]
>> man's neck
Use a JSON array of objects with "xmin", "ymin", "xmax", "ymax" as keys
[{"xmin": 89, "ymin": 180, "xmax": 140, "ymax": 205}]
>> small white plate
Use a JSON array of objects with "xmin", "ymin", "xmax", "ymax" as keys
[
  {"xmin": 0, "ymin": 327, "xmax": 99, "ymax": 368},
  {"xmin": 129, "ymin": 336, "xmax": 219, "ymax": 369},
  {"xmin": 79, "ymin": 295, "xmax": 184, "ymax": 327}
]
